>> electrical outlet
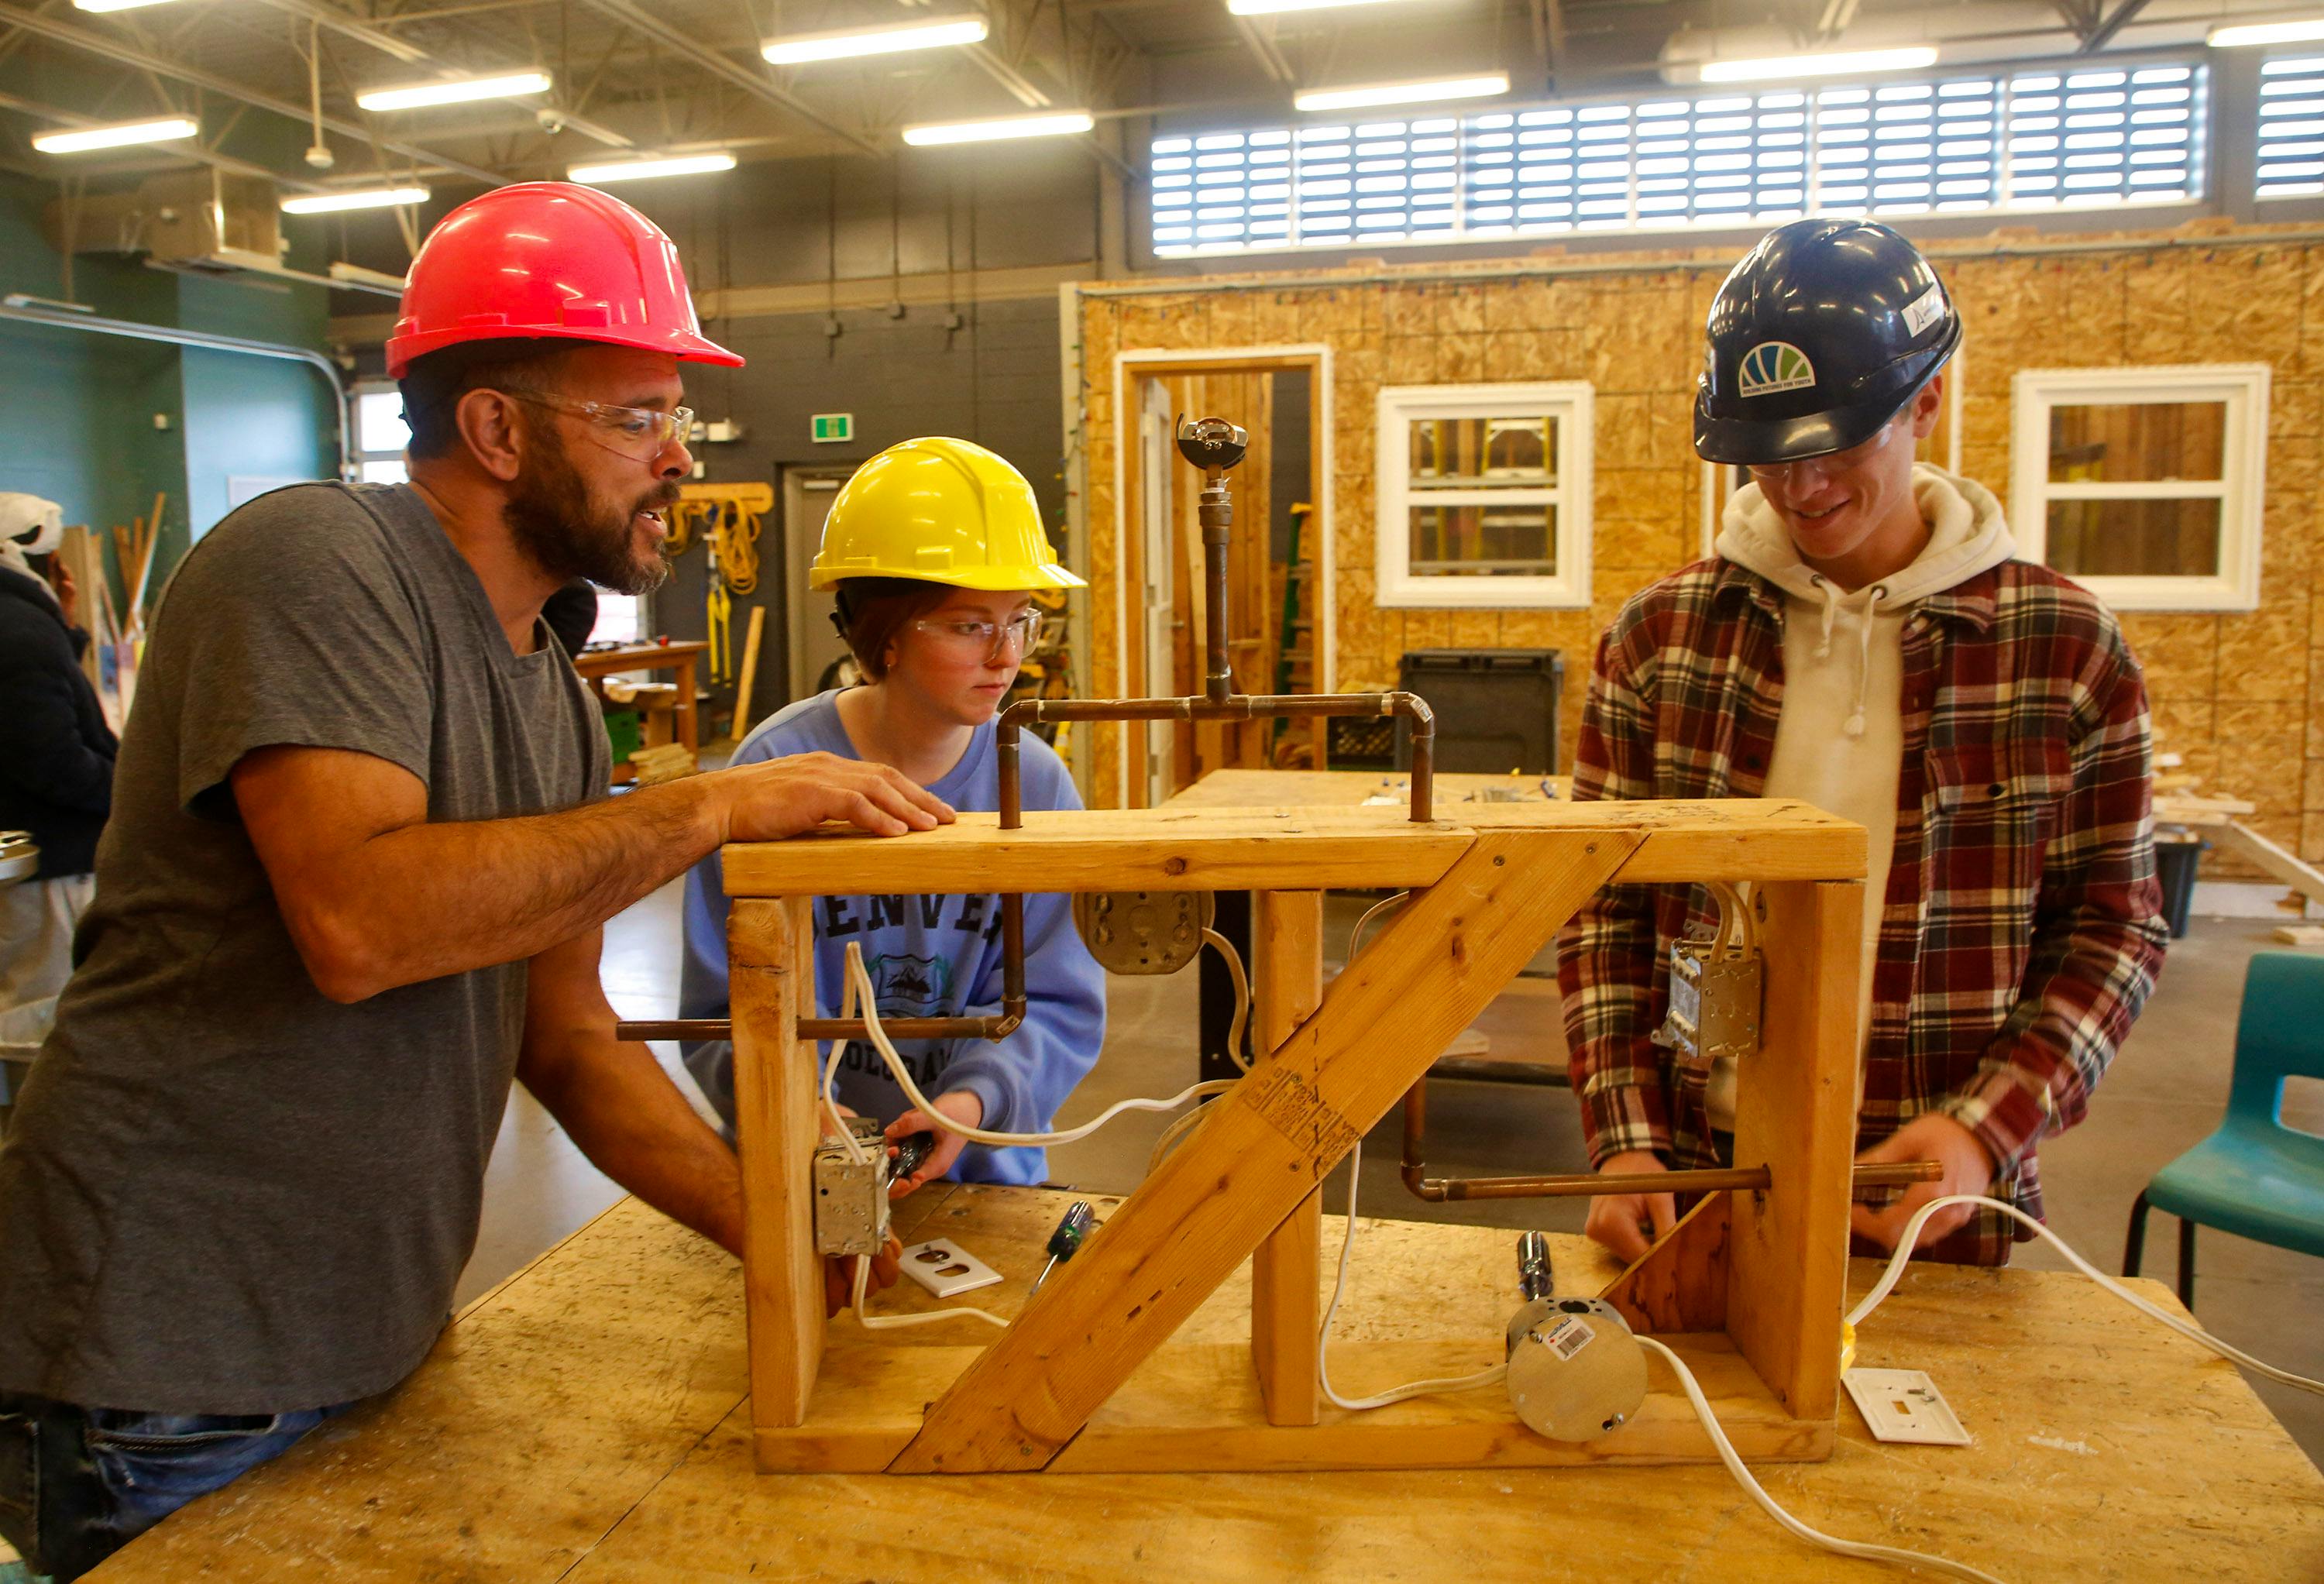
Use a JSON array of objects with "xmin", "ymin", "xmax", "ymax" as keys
[
  {"xmin": 1842, "ymin": 1368, "xmax": 1973, "ymax": 1446},
  {"xmin": 898, "ymin": 1239, "xmax": 1002, "ymax": 1298}
]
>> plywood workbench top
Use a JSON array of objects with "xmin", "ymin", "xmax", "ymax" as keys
[{"xmin": 93, "ymin": 1186, "xmax": 2324, "ymax": 1582}]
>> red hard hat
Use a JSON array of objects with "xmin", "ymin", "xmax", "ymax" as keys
[{"xmin": 385, "ymin": 182, "xmax": 742, "ymax": 379}]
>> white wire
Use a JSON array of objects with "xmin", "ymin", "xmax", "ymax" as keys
[
  {"xmin": 1346, "ymin": 891, "xmax": 1411, "ymax": 964},
  {"xmin": 1199, "ymin": 926, "xmax": 1253, "ymax": 1073},
  {"xmin": 838, "ymin": 941, "xmax": 1226, "ymax": 1149},
  {"xmin": 850, "ymin": 1245, "xmax": 1009, "ymax": 1331},
  {"xmin": 1847, "ymin": 1194, "xmax": 2324, "ymax": 1397},
  {"xmin": 1639, "ymin": 1336, "xmax": 2009, "ymax": 1584},
  {"xmin": 1315, "ymin": 1140, "xmax": 1508, "ymax": 1410}
]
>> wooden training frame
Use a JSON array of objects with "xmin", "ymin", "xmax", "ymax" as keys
[{"xmin": 723, "ymin": 799, "xmax": 1865, "ymax": 1475}]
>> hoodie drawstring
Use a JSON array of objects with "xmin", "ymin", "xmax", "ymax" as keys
[
  {"xmin": 1810, "ymin": 574, "xmax": 1886, "ymax": 737},
  {"xmin": 1844, "ymin": 584, "xmax": 1889, "ymax": 738},
  {"xmin": 1810, "ymin": 574, "xmax": 1839, "ymax": 659}
]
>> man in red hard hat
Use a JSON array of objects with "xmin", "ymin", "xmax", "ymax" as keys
[{"xmin": 0, "ymin": 183, "xmax": 944, "ymax": 1579}]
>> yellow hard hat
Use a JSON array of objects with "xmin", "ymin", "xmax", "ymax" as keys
[{"xmin": 810, "ymin": 437, "xmax": 1085, "ymax": 593}]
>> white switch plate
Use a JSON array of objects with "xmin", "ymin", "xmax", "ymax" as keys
[
  {"xmin": 899, "ymin": 1238, "xmax": 1003, "ymax": 1298},
  {"xmin": 1843, "ymin": 1368, "xmax": 1972, "ymax": 1446}
]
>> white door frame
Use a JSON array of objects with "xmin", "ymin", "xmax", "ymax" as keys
[{"xmin": 1111, "ymin": 343, "xmax": 1336, "ymax": 806}]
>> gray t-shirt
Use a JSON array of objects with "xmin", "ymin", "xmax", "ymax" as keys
[{"xmin": 0, "ymin": 483, "xmax": 608, "ymax": 1414}]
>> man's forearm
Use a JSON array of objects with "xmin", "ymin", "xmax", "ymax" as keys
[
  {"xmin": 327, "ymin": 778, "xmax": 726, "ymax": 1000},
  {"xmin": 524, "ymin": 1028, "xmax": 745, "ymax": 1257}
]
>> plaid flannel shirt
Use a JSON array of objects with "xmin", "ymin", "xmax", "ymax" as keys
[{"xmin": 1555, "ymin": 555, "xmax": 2167, "ymax": 1263}]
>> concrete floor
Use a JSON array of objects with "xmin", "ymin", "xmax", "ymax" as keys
[{"xmin": 468, "ymin": 883, "xmax": 2324, "ymax": 1468}]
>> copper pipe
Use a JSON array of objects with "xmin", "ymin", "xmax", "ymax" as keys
[
  {"xmin": 616, "ymin": 1017, "xmax": 1004, "ymax": 1043},
  {"xmin": 1201, "ymin": 466, "xmax": 1232, "ymax": 704},
  {"xmin": 1399, "ymin": 1078, "xmax": 1941, "ymax": 1201}
]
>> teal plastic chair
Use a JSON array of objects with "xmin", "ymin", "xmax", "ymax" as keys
[{"xmin": 2123, "ymin": 952, "xmax": 2324, "ymax": 1311}]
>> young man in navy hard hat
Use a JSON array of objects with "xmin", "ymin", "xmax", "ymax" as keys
[{"xmin": 1557, "ymin": 218, "xmax": 2168, "ymax": 1266}]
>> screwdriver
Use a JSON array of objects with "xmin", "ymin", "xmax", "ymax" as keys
[{"xmin": 1030, "ymin": 1200, "xmax": 1095, "ymax": 1294}]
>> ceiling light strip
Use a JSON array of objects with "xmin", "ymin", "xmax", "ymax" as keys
[
  {"xmin": 764, "ymin": 15, "xmax": 988, "ymax": 64},
  {"xmin": 902, "ymin": 110, "xmax": 1095, "ymax": 145},
  {"xmin": 356, "ymin": 70, "xmax": 552, "ymax": 112},
  {"xmin": 569, "ymin": 152, "xmax": 738, "ymax": 183},
  {"xmin": 33, "ymin": 116, "xmax": 199, "ymax": 153}
]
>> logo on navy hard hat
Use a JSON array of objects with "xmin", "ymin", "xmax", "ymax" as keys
[{"xmin": 1738, "ymin": 341, "xmax": 1817, "ymax": 399}]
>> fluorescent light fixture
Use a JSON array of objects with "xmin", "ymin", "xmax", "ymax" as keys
[
  {"xmin": 764, "ymin": 15, "xmax": 988, "ymax": 64},
  {"xmin": 2208, "ymin": 17, "xmax": 2324, "ymax": 46},
  {"xmin": 280, "ymin": 186, "xmax": 430, "ymax": 215},
  {"xmin": 1697, "ymin": 46, "xmax": 1937, "ymax": 83},
  {"xmin": 32, "ymin": 116, "xmax": 199, "ymax": 154},
  {"xmin": 568, "ymin": 152, "xmax": 738, "ymax": 184},
  {"xmin": 901, "ymin": 110, "xmax": 1095, "ymax": 145},
  {"xmin": 1227, "ymin": 0, "xmax": 1411, "ymax": 14},
  {"xmin": 356, "ymin": 70, "xmax": 552, "ymax": 112},
  {"xmin": 1292, "ymin": 73, "xmax": 1508, "ymax": 112},
  {"xmin": 72, "ymin": 0, "xmax": 182, "ymax": 12}
]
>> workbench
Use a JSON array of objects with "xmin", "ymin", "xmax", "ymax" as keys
[
  {"xmin": 92, "ymin": 1184, "xmax": 2324, "ymax": 1581},
  {"xmin": 569, "ymin": 640, "xmax": 708, "ymax": 779}
]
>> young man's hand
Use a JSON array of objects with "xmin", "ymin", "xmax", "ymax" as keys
[
  {"xmin": 717, "ymin": 751, "xmax": 954, "ymax": 841},
  {"xmin": 1849, "ymin": 1112, "xmax": 1996, "ymax": 1253},
  {"xmin": 885, "ymin": 1091, "xmax": 983, "ymax": 1197},
  {"xmin": 1583, "ymin": 1149, "xmax": 1678, "ymax": 1264}
]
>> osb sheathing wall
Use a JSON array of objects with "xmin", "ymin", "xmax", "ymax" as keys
[{"xmin": 1071, "ymin": 223, "xmax": 2324, "ymax": 877}]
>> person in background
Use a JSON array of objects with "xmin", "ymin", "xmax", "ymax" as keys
[
  {"xmin": 1558, "ymin": 218, "xmax": 2166, "ymax": 1266},
  {"xmin": 541, "ymin": 577, "xmax": 600, "ymax": 658},
  {"xmin": 0, "ymin": 493, "xmax": 116, "ymax": 1126},
  {"xmin": 680, "ymin": 437, "xmax": 1105, "ymax": 1193}
]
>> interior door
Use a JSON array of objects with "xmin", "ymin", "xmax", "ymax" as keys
[{"xmin": 783, "ymin": 466, "xmax": 854, "ymax": 700}]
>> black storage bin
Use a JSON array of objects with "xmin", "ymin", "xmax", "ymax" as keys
[
  {"xmin": 1394, "ymin": 648, "xmax": 1563, "ymax": 775},
  {"xmin": 2154, "ymin": 837, "xmax": 2205, "ymax": 939}
]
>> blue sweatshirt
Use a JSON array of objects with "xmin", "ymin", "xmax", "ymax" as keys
[{"xmin": 679, "ymin": 689, "xmax": 1105, "ymax": 1185}]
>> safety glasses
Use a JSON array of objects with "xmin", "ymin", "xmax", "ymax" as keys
[
  {"xmin": 909, "ymin": 610, "xmax": 1043, "ymax": 661},
  {"xmin": 503, "ymin": 389, "xmax": 694, "ymax": 462}
]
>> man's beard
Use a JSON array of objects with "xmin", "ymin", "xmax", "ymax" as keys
[{"xmin": 504, "ymin": 423, "xmax": 676, "ymax": 596}]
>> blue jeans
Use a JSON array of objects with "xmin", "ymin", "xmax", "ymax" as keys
[{"xmin": 0, "ymin": 1391, "xmax": 348, "ymax": 1582}]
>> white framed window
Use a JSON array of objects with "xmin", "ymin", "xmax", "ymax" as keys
[
  {"xmin": 355, "ymin": 385, "xmax": 411, "ymax": 486},
  {"xmin": 1376, "ymin": 383, "xmax": 1593, "ymax": 607},
  {"xmin": 2008, "ymin": 364, "xmax": 2268, "ymax": 612}
]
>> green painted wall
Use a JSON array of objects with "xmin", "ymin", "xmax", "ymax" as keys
[{"xmin": 0, "ymin": 167, "xmax": 337, "ymax": 619}]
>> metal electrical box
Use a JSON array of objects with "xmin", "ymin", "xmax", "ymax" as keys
[
  {"xmin": 813, "ymin": 1116, "xmax": 893, "ymax": 1257},
  {"xmin": 1665, "ymin": 939, "xmax": 1763, "ymax": 1066}
]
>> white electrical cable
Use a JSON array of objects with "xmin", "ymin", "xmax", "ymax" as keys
[
  {"xmin": 1848, "ymin": 1194, "xmax": 2324, "ymax": 1397},
  {"xmin": 837, "ymin": 941, "xmax": 1228, "ymax": 1149},
  {"xmin": 1639, "ymin": 1335, "xmax": 2009, "ymax": 1584},
  {"xmin": 1346, "ymin": 891, "xmax": 1411, "ymax": 964},
  {"xmin": 1315, "ymin": 1140, "xmax": 1508, "ymax": 1410},
  {"xmin": 1643, "ymin": 1191, "xmax": 2322, "ymax": 1583},
  {"xmin": 1199, "ymin": 925, "xmax": 1253, "ymax": 1072}
]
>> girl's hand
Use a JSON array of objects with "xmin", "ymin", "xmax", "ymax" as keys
[{"xmin": 885, "ymin": 1091, "xmax": 984, "ymax": 1197}]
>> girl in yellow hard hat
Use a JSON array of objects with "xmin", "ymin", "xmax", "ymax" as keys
[{"xmin": 677, "ymin": 438, "xmax": 1102, "ymax": 1194}]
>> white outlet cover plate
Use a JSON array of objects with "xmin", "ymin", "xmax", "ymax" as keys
[
  {"xmin": 1843, "ymin": 1367, "xmax": 1973, "ymax": 1446},
  {"xmin": 899, "ymin": 1238, "xmax": 1004, "ymax": 1298}
]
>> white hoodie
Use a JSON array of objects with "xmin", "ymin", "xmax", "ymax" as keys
[{"xmin": 1704, "ymin": 463, "xmax": 2017, "ymax": 1131}]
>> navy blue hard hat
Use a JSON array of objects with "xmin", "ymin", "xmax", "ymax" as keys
[{"xmin": 1694, "ymin": 218, "xmax": 1961, "ymax": 466}]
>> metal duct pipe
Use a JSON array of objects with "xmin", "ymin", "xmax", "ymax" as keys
[{"xmin": 0, "ymin": 296, "xmax": 353, "ymax": 483}]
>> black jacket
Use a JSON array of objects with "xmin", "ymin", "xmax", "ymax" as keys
[{"xmin": 0, "ymin": 562, "xmax": 116, "ymax": 878}]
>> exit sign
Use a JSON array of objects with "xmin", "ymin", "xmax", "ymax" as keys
[{"xmin": 812, "ymin": 413, "xmax": 854, "ymax": 444}]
